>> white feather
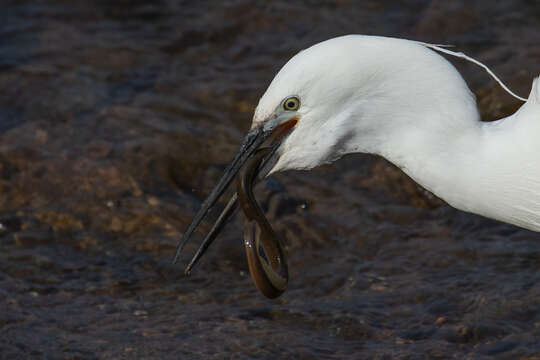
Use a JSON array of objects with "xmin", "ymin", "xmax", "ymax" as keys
[{"xmin": 254, "ymin": 35, "xmax": 540, "ymax": 231}]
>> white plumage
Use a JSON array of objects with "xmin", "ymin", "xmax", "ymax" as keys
[{"xmin": 254, "ymin": 35, "xmax": 540, "ymax": 231}]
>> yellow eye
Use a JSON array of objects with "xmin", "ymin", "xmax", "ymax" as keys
[{"xmin": 283, "ymin": 96, "xmax": 300, "ymax": 111}]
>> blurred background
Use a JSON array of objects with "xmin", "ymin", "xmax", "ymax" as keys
[{"xmin": 1, "ymin": 1, "xmax": 540, "ymax": 358}]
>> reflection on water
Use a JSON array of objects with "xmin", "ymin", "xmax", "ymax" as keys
[{"xmin": 1, "ymin": 1, "xmax": 540, "ymax": 358}]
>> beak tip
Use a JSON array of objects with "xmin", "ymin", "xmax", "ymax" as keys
[{"xmin": 172, "ymin": 250, "xmax": 182, "ymax": 265}]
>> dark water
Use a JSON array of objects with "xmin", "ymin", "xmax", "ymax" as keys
[{"xmin": 1, "ymin": 1, "xmax": 540, "ymax": 358}]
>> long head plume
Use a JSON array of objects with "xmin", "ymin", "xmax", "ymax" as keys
[{"xmin": 422, "ymin": 43, "xmax": 527, "ymax": 102}]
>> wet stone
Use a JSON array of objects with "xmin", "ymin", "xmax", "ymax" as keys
[{"xmin": 478, "ymin": 341, "xmax": 518, "ymax": 356}]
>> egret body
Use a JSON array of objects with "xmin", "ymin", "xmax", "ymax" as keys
[{"xmin": 175, "ymin": 35, "xmax": 540, "ymax": 287}]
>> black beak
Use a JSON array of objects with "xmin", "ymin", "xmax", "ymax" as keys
[{"xmin": 173, "ymin": 118, "xmax": 297, "ymax": 274}]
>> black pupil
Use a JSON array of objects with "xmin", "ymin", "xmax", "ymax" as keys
[{"xmin": 287, "ymin": 101, "xmax": 295, "ymax": 109}]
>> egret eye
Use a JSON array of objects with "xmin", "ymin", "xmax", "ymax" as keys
[{"xmin": 283, "ymin": 96, "xmax": 300, "ymax": 111}]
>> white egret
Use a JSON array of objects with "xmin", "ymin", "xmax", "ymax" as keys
[{"xmin": 174, "ymin": 35, "xmax": 539, "ymax": 292}]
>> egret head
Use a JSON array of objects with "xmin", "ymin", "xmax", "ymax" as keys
[{"xmin": 252, "ymin": 35, "xmax": 393, "ymax": 173}]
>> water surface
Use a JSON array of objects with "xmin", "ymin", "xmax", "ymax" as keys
[{"xmin": 1, "ymin": 1, "xmax": 540, "ymax": 358}]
